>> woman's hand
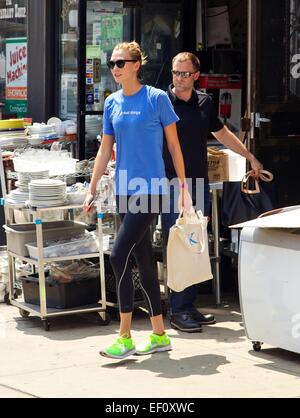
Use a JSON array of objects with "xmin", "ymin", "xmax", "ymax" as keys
[
  {"xmin": 178, "ymin": 187, "xmax": 193, "ymax": 212},
  {"xmin": 83, "ymin": 192, "xmax": 95, "ymax": 213}
]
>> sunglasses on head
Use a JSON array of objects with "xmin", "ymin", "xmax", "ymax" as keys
[
  {"xmin": 171, "ymin": 70, "xmax": 198, "ymax": 78},
  {"xmin": 107, "ymin": 59, "xmax": 137, "ymax": 69}
]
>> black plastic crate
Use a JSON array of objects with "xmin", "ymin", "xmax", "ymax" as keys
[
  {"xmin": 21, "ymin": 274, "xmax": 100, "ymax": 309},
  {"xmin": 104, "ymin": 255, "xmax": 143, "ymax": 301}
]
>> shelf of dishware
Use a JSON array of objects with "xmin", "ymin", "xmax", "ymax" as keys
[{"xmin": 4, "ymin": 200, "xmax": 111, "ymax": 330}]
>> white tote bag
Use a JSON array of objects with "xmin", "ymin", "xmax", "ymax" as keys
[{"xmin": 167, "ymin": 209, "xmax": 213, "ymax": 292}]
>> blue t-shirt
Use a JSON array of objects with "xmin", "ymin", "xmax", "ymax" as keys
[{"xmin": 103, "ymin": 85, "xmax": 179, "ymax": 195}]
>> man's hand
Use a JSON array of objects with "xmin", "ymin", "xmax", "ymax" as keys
[{"xmin": 249, "ymin": 155, "xmax": 263, "ymax": 178}]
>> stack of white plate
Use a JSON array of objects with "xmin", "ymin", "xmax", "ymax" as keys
[
  {"xmin": 29, "ymin": 179, "xmax": 67, "ymax": 207},
  {"xmin": 27, "ymin": 123, "xmax": 56, "ymax": 136},
  {"xmin": 0, "ymin": 130, "xmax": 28, "ymax": 148},
  {"xmin": 8, "ymin": 189, "xmax": 29, "ymax": 204},
  {"xmin": 17, "ymin": 171, "xmax": 49, "ymax": 192},
  {"xmin": 26, "ymin": 123, "xmax": 58, "ymax": 144}
]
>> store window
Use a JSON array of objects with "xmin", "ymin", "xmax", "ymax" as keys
[
  {"xmin": 0, "ymin": 0, "xmax": 27, "ymax": 118},
  {"xmin": 84, "ymin": 1, "xmax": 131, "ymax": 159},
  {"xmin": 140, "ymin": 1, "xmax": 183, "ymax": 90},
  {"xmin": 59, "ymin": 0, "xmax": 79, "ymax": 120},
  {"xmin": 85, "ymin": 0, "xmax": 130, "ymax": 112},
  {"xmin": 290, "ymin": 0, "xmax": 300, "ymax": 99},
  {"xmin": 59, "ymin": 0, "xmax": 130, "ymax": 118}
]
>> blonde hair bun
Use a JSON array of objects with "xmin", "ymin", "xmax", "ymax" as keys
[{"xmin": 113, "ymin": 41, "xmax": 148, "ymax": 66}]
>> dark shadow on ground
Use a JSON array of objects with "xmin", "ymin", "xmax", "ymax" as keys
[
  {"xmin": 249, "ymin": 348, "xmax": 300, "ymax": 378},
  {"xmin": 101, "ymin": 352, "xmax": 230, "ymax": 379},
  {"xmin": 14, "ymin": 312, "xmax": 120, "ymax": 340}
]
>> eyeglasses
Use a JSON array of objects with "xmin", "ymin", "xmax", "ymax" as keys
[
  {"xmin": 171, "ymin": 70, "xmax": 198, "ymax": 78},
  {"xmin": 107, "ymin": 59, "xmax": 137, "ymax": 69}
]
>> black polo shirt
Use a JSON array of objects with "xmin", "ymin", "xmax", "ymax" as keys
[{"xmin": 163, "ymin": 85, "xmax": 224, "ymax": 183}]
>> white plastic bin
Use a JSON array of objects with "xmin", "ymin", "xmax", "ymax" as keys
[{"xmin": 26, "ymin": 233, "xmax": 99, "ymax": 259}]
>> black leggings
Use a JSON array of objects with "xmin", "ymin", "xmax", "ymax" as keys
[{"xmin": 110, "ymin": 196, "xmax": 162, "ymax": 317}]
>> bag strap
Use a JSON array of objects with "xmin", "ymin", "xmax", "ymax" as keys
[
  {"xmin": 241, "ymin": 170, "xmax": 274, "ymax": 195},
  {"xmin": 176, "ymin": 208, "xmax": 205, "ymax": 224}
]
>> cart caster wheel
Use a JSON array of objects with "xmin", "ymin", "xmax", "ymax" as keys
[
  {"xmin": 97, "ymin": 313, "xmax": 111, "ymax": 326},
  {"xmin": 42, "ymin": 320, "xmax": 50, "ymax": 332},
  {"xmin": 4, "ymin": 293, "xmax": 10, "ymax": 305},
  {"xmin": 252, "ymin": 341, "xmax": 262, "ymax": 352},
  {"xmin": 19, "ymin": 309, "xmax": 30, "ymax": 318}
]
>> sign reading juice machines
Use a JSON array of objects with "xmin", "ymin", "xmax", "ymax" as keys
[
  {"xmin": 199, "ymin": 75, "xmax": 242, "ymax": 134},
  {"xmin": 5, "ymin": 37, "xmax": 27, "ymax": 116}
]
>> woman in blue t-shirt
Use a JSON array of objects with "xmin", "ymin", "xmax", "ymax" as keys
[{"xmin": 83, "ymin": 41, "xmax": 192, "ymax": 360}]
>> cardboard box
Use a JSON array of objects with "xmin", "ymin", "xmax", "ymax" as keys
[{"xmin": 207, "ymin": 148, "xmax": 229, "ymax": 182}]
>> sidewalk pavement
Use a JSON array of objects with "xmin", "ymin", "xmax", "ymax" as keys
[{"xmin": 1, "ymin": 293, "xmax": 300, "ymax": 398}]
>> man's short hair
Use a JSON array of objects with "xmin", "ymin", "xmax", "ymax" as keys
[{"xmin": 172, "ymin": 52, "xmax": 200, "ymax": 71}]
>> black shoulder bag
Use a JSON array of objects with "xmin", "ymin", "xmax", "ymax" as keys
[{"xmin": 222, "ymin": 170, "xmax": 276, "ymax": 227}]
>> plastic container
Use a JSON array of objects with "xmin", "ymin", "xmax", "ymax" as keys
[
  {"xmin": 3, "ymin": 221, "xmax": 86, "ymax": 257},
  {"xmin": 66, "ymin": 191, "xmax": 87, "ymax": 204},
  {"xmin": 103, "ymin": 255, "xmax": 143, "ymax": 302},
  {"xmin": 0, "ymin": 119, "xmax": 25, "ymax": 130},
  {"xmin": 21, "ymin": 273, "xmax": 100, "ymax": 309},
  {"xmin": 13, "ymin": 157, "xmax": 78, "ymax": 176},
  {"xmin": 25, "ymin": 233, "xmax": 99, "ymax": 259}
]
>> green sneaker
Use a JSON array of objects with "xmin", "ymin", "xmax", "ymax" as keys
[
  {"xmin": 136, "ymin": 333, "xmax": 172, "ymax": 355},
  {"xmin": 100, "ymin": 336, "xmax": 136, "ymax": 359}
]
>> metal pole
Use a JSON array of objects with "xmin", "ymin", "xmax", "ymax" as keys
[
  {"xmin": 97, "ymin": 204, "xmax": 107, "ymax": 321},
  {"xmin": 35, "ymin": 211, "xmax": 47, "ymax": 318},
  {"xmin": 247, "ymin": 0, "xmax": 256, "ymax": 157},
  {"xmin": 0, "ymin": 148, "xmax": 7, "ymax": 198},
  {"xmin": 211, "ymin": 188, "xmax": 221, "ymax": 306},
  {"xmin": 247, "ymin": 0, "xmax": 252, "ymax": 121}
]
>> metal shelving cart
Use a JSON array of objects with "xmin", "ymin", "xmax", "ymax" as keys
[{"xmin": 3, "ymin": 201, "xmax": 114, "ymax": 331}]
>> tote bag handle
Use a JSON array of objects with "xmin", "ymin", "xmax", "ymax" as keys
[{"xmin": 241, "ymin": 170, "xmax": 274, "ymax": 195}]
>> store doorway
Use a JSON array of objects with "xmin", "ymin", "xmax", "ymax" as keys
[
  {"xmin": 247, "ymin": 0, "xmax": 300, "ymax": 207},
  {"xmin": 202, "ymin": 0, "xmax": 300, "ymax": 206},
  {"xmin": 75, "ymin": 0, "xmax": 134, "ymax": 160},
  {"xmin": 76, "ymin": 0, "xmax": 186, "ymax": 160},
  {"xmin": 197, "ymin": 0, "xmax": 247, "ymax": 143}
]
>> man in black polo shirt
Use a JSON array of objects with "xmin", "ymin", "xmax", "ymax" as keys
[{"xmin": 162, "ymin": 52, "xmax": 263, "ymax": 333}]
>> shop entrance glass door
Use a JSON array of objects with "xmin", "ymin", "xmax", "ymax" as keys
[
  {"xmin": 247, "ymin": 0, "xmax": 300, "ymax": 207},
  {"xmin": 247, "ymin": 0, "xmax": 300, "ymax": 147},
  {"xmin": 140, "ymin": 1, "xmax": 183, "ymax": 90},
  {"xmin": 78, "ymin": 0, "xmax": 133, "ymax": 160}
]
